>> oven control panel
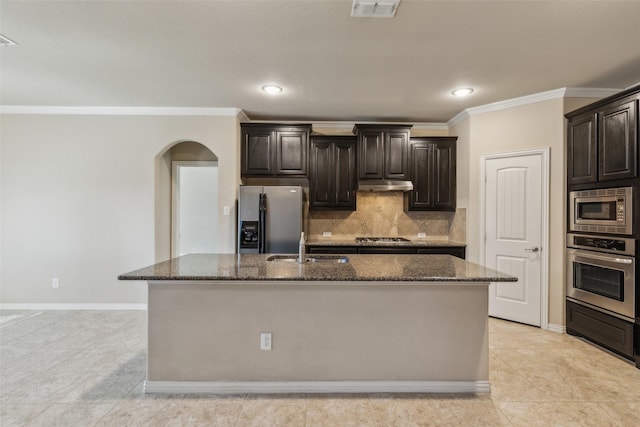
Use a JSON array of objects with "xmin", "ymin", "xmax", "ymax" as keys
[{"xmin": 567, "ymin": 233, "xmax": 635, "ymax": 256}]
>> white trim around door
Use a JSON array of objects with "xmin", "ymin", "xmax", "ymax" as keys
[{"xmin": 480, "ymin": 148, "xmax": 550, "ymax": 330}]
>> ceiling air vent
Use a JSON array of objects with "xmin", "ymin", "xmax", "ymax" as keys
[
  {"xmin": 0, "ymin": 34, "xmax": 18, "ymax": 46},
  {"xmin": 351, "ymin": 1, "xmax": 400, "ymax": 18}
]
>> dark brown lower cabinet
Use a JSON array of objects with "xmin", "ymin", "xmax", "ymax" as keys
[
  {"xmin": 307, "ymin": 245, "xmax": 466, "ymax": 259},
  {"xmin": 566, "ymin": 300, "xmax": 635, "ymax": 360},
  {"xmin": 636, "ymin": 321, "xmax": 640, "ymax": 368},
  {"xmin": 358, "ymin": 247, "xmax": 417, "ymax": 255},
  {"xmin": 307, "ymin": 246, "xmax": 358, "ymax": 254},
  {"xmin": 417, "ymin": 246, "xmax": 466, "ymax": 259}
]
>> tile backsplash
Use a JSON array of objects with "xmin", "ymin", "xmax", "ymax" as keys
[{"xmin": 307, "ymin": 192, "xmax": 466, "ymax": 242}]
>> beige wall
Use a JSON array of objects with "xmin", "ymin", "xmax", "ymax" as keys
[
  {"xmin": 451, "ymin": 97, "xmax": 605, "ymax": 327},
  {"xmin": 0, "ymin": 114, "xmax": 240, "ymax": 304}
]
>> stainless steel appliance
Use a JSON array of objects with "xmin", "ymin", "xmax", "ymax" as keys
[
  {"xmin": 237, "ymin": 186, "xmax": 303, "ymax": 254},
  {"xmin": 569, "ymin": 187, "xmax": 633, "ymax": 235},
  {"xmin": 566, "ymin": 233, "xmax": 636, "ymax": 320}
]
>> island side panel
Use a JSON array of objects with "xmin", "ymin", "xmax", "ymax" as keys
[{"xmin": 147, "ymin": 281, "xmax": 489, "ymax": 382}]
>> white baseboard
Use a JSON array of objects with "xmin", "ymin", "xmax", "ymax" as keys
[
  {"xmin": 0, "ymin": 303, "xmax": 147, "ymax": 311},
  {"xmin": 547, "ymin": 323, "xmax": 566, "ymax": 334},
  {"xmin": 144, "ymin": 380, "xmax": 490, "ymax": 394}
]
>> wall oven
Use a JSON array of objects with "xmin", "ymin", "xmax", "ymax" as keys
[
  {"xmin": 566, "ymin": 233, "xmax": 635, "ymax": 320},
  {"xmin": 569, "ymin": 187, "xmax": 633, "ymax": 235}
]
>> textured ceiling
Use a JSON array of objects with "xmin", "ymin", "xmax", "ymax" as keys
[{"xmin": 1, "ymin": 0, "xmax": 639, "ymax": 122}]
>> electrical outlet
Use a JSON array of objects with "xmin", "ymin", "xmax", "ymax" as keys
[
  {"xmin": 417, "ymin": 232, "xmax": 427, "ymax": 239},
  {"xmin": 52, "ymin": 278, "xmax": 59, "ymax": 288},
  {"xmin": 223, "ymin": 206, "xmax": 230, "ymax": 216},
  {"xmin": 322, "ymin": 231, "xmax": 332, "ymax": 238},
  {"xmin": 260, "ymin": 332, "xmax": 272, "ymax": 350}
]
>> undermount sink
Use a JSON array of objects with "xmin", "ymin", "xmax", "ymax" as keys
[
  {"xmin": 266, "ymin": 255, "xmax": 350, "ymax": 264},
  {"xmin": 306, "ymin": 255, "xmax": 350, "ymax": 263}
]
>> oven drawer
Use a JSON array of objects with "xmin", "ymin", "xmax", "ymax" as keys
[{"xmin": 566, "ymin": 300, "xmax": 634, "ymax": 359}]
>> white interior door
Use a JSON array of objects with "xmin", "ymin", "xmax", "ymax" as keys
[
  {"xmin": 482, "ymin": 150, "xmax": 548, "ymax": 327},
  {"xmin": 172, "ymin": 161, "xmax": 218, "ymax": 257}
]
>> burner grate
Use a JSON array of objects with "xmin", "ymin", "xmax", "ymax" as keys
[{"xmin": 355, "ymin": 237, "xmax": 411, "ymax": 243}]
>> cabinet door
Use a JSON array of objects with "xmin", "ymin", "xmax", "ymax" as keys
[
  {"xmin": 358, "ymin": 247, "xmax": 417, "ymax": 254},
  {"xmin": 598, "ymin": 98, "xmax": 637, "ymax": 181},
  {"xmin": 408, "ymin": 141, "xmax": 434, "ymax": 209},
  {"xmin": 309, "ymin": 140, "xmax": 332, "ymax": 208},
  {"xmin": 384, "ymin": 130, "xmax": 410, "ymax": 180},
  {"xmin": 333, "ymin": 141, "xmax": 357, "ymax": 209},
  {"xmin": 416, "ymin": 247, "xmax": 465, "ymax": 259},
  {"xmin": 242, "ymin": 129, "xmax": 274, "ymax": 176},
  {"xmin": 358, "ymin": 130, "xmax": 384, "ymax": 179},
  {"xmin": 275, "ymin": 129, "xmax": 308, "ymax": 175},
  {"xmin": 567, "ymin": 113, "xmax": 597, "ymax": 185},
  {"xmin": 432, "ymin": 140, "xmax": 456, "ymax": 210}
]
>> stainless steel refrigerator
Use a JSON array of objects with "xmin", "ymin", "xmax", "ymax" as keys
[{"xmin": 237, "ymin": 186, "xmax": 303, "ymax": 254}]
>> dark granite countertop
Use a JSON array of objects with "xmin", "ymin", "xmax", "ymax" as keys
[
  {"xmin": 306, "ymin": 238, "xmax": 466, "ymax": 247},
  {"xmin": 118, "ymin": 253, "xmax": 516, "ymax": 283}
]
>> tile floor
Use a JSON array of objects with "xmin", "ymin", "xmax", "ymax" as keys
[{"xmin": 1, "ymin": 310, "xmax": 639, "ymax": 426}]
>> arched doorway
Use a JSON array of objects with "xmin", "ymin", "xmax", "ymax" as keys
[{"xmin": 155, "ymin": 141, "xmax": 219, "ymax": 261}]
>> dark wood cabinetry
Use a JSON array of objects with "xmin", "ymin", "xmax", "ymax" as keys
[
  {"xmin": 417, "ymin": 246, "xmax": 466, "ymax": 259},
  {"xmin": 598, "ymin": 97, "xmax": 637, "ymax": 181},
  {"xmin": 567, "ymin": 300, "xmax": 635, "ymax": 359},
  {"xmin": 309, "ymin": 136, "xmax": 357, "ymax": 210},
  {"xmin": 566, "ymin": 88, "xmax": 639, "ymax": 187},
  {"xmin": 353, "ymin": 125, "xmax": 411, "ymax": 181},
  {"xmin": 307, "ymin": 245, "xmax": 466, "ymax": 259},
  {"xmin": 407, "ymin": 137, "xmax": 457, "ymax": 211},
  {"xmin": 567, "ymin": 113, "xmax": 597, "ymax": 185},
  {"xmin": 241, "ymin": 124, "xmax": 310, "ymax": 177}
]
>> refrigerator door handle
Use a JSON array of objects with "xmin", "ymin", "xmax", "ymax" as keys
[{"xmin": 259, "ymin": 193, "xmax": 267, "ymax": 253}]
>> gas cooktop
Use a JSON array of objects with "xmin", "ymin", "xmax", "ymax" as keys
[{"xmin": 354, "ymin": 237, "xmax": 411, "ymax": 243}]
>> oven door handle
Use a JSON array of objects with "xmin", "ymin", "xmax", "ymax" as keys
[{"xmin": 574, "ymin": 252, "xmax": 634, "ymax": 264}]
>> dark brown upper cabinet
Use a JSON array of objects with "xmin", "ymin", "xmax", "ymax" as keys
[
  {"xmin": 407, "ymin": 137, "xmax": 457, "ymax": 211},
  {"xmin": 598, "ymin": 97, "xmax": 637, "ymax": 182},
  {"xmin": 241, "ymin": 124, "xmax": 311, "ymax": 177},
  {"xmin": 567, "ymin": 113, "xmax": 597, "ymax": 185},
  {"xmin": 566, "ymin": 88, "xmax": 638, "ymax": 187},
  {"xmin": 353, "ymin": 124, "xmax": 412, "ymax": 181},
  {"xmin": 309, "ymin": 136, "xmax": 357, "ymax": 210}
]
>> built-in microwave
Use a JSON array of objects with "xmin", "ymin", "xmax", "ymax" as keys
[{"xmin": 569, "ymin": 187, "xmax": 633, "ymax": 235}]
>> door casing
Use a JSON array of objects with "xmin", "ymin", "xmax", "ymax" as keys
[{"xmin": 480, "ymin": 148, "xmax": 550, "ymax": 330}]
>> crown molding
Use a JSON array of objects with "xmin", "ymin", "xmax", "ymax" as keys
[
  {"xmin": 243, "ymin": 120, "xmax": 448, "ymax": 132},
  {"xmin": 447, "ymin": 87, "xmax": 622, "ymax": 128},
  {"xmin": 447, "ymin": 110, "xmax": 470, "ymax": 129},
  {"xmin": 563, "ymin": 87, "xmax": 622, "ymax": 98},
  {"xmin": 0, "ymin": 105, "xmax": 245, "ymax": 117}
]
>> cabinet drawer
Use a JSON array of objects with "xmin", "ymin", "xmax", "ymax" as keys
[
  {"xmin": 358, "ymin": 247, "xmax": 417, "ymax": 254},
  {"xmin": 416, "ymin": 247, "xmax": 465, "ymax": 259},
  {"xmin": 307, "ymin": 246, "xmax": 358, "ymax": 254},
  {"xmin": 566, "ymin": 300, "xmax": 634, "ymax": 359}
]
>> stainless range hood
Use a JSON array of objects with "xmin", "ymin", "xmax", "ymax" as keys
[{"xmin": 356, "ymin": 180, "xmax": 413, "ymax": 192}]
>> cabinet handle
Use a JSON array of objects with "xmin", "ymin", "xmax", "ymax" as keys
[{"xmin": 525, "ymin": 247, "xmax": 539, "ymax": 252}]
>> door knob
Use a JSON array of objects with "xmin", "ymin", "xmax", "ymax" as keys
[{"xmin": 525, "ymin": 247, "xmax": 539, "ymax": 252}]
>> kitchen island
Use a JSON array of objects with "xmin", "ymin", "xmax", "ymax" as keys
[{"xmin": 119, "ymin": 253, "xmax": 516, "ymax": 394}]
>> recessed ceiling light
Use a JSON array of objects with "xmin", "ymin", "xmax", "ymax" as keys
[
  {"xmin": 262, "ymin": 85, "xmax": 283, "ymax": 95},
  {"xmin": 451, "ymin": 88, "xmax": 474, "ymax": 97}
]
